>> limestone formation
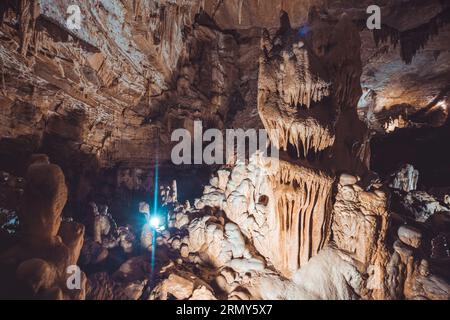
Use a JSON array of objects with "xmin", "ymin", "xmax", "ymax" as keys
[
  {"xmin": 402, "ymin": 191, "xmax": 450, "ymax": 222},
  {"xmin": 140, "ymin": 223, "xmax": 153, "ymax": 253},
  {"xmin": 398, "ymin": 225, "xmax": 422, "ymax": 249},
  {"xmin": 258, "ymin": 14, "xmax": 334, "ymax": 156},
  {"xmin": 0, "ymin": 154, "xmax": 86, "ymax": 299},
  {"xmin": 193, "ymin": 153, "xmax": 333, "ymax": 277},
  {"xmin": 332, "ymin": 174, "xmax": 389, "ymax": 268},
  {"xmin": 92, "ymin": 204, "xmax": 113, "ymax": 244},
  {"xmin": 390, "ymin": 164, "xmax": 419, "ymax": 192}
]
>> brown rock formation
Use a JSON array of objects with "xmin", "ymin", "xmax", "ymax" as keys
[{"xmin": 0, "ymin": 154, "xmax": 86, "ymax": 299}]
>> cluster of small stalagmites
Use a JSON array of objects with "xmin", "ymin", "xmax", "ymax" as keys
[
  {"xmin": 81, "ymin": 198, "xmax": 185, "ymax": 300},
  {"xmin": 384, "ymin": 166, "xmax": 450, "ymax": 299},
  {"xmin": 168, "ymin": 205, "xmax": 265, "ymax": 270},
  {"xmin": 163, "ymin": 164, "xmax": 391, "ymax": 299},
  {"xmin": 190, "ymin": 153, "xmax": 334, "ymax": 278},
  {"xmin": 148, "ymin": 163, "xmax": 442, "ymax": 300},
  {"xmin": 152, "ymin": 216, "xmax": 266, "ymax": 300},
  {"xmin": 153, "ymin": 206, "xmax": 265, "ymax": 300},
  {"xmin": 332, "ymin": 172, "xmax": 450, "ymax": 300},
  {"xmin": 80, "ymin": 202, "xmax": 136, "ymax": 269},
  {"xmin": 80, "ymin": 172, "xmax": 264, "ymax": 300},
  {"xmin": 147, "ymin": 155, "xmax": 296, "ymax": 299},
  {"xmin": 0, "ymin": 154, "xmax": 86, "ymax": 300},
  {"xmin": 387, "ymin": 223, "xmax": 450, "ymax": 300},
  {"xmin": 388, "ymin": 166, "xmax": 450, "ymax": 223}
]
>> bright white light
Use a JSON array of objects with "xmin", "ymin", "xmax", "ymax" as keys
[{"xmin": 150, "ymin": 216, "xmax": 160, "ymax": 228}]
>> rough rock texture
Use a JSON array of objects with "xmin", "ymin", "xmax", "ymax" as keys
[
  {"xmin": 390, "ymin": 164, "xmax": 419, "ymax": 192},
  {"xmin": 402, "ymin": 191, "xmax": 450, "ymax": 222},
  {"xmin": 194, "ymin": 153, "xmax": 333, "ymax": 277},
  {"xmin": 332, "ymin": 175, "xmax": 388, "ymax": 271},
  {"xmin": 151, "ymin": 273, "xmax": 195, "ymax": 300},
  {"xmin": 398, "ymin": 225, "xmax": 422, "ymax": 249},
  {"xmin": 258, "ymin": 10, "xmax": 365, "ymax": 164},
  {"xmin": 1, "ymin": 0, "xmax": 450, "ymax": 301},
  {"xmin": 0, "ymin": 0, "xmax": 250, "ymax": 210}
]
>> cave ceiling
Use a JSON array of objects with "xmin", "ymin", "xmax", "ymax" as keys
[{"xmin": 0, "ymin": 0, "xmax": 449, "ymax": 169}]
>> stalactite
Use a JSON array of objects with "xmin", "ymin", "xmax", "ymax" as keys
[
  {"xmin": 238, "ymin": 0, "xmax": 244, "ymax": 25},
  {"xmin": 19, "ymin": 0, "xmax": 32, "ymax": 56},
  {"xmin": 373, "ymin": 8, "xmax": 450, "ymax": 64},
  {"xmin": 260, "ymin": 117, "xmax": 335, "ymax": 157},
  {"xmin": 0, "ymin": 60, "xmax": 6, "ymax": 96},
  {"xmin": 199, "ymin": 0, "xmax": 206, "ymax": 12},
  {"xmin": 281, "ymin": 49, "xmax": 330, "ymax": 109}
]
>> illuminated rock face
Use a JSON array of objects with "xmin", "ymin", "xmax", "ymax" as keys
[
  {"xmin": 195, "ymin": 154, "xmax": 333, "ymax": 277},
  {"xmin": 251, "ymin": 11, "xmax": 366, "ymax": 276},
  {"xmin": 331, "ymin": 175, "xmax": 390, "ymax": 299},
  {"xmin": 267, "ymin": 162, "xmax": 333, "ymax": 275},
  {"xmin": 258, "ymin": 14, "xmax": 334, "ymax": 156},
  {"xmin": 166, "ymin": 166, "xmax": 450, "ymax": 300},
  {"xmin": 332, "ymin": 176, "xmax": 388, "ymax": 267},
  {"xmin": 390, "ymin": 164, "xmax": 419, "ymax": 193},
  {"xmin": 257, "ymin": 11, "xmax": 366, "ymax": 163}
]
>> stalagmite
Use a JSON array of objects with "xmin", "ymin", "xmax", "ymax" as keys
[
  {"xmin": 171, "ymin": 180, "xmax": 178, "ymax": 203},
  {"xmin": 0, "ymin": 155, "xmax": 86, "ymax": 299}
]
